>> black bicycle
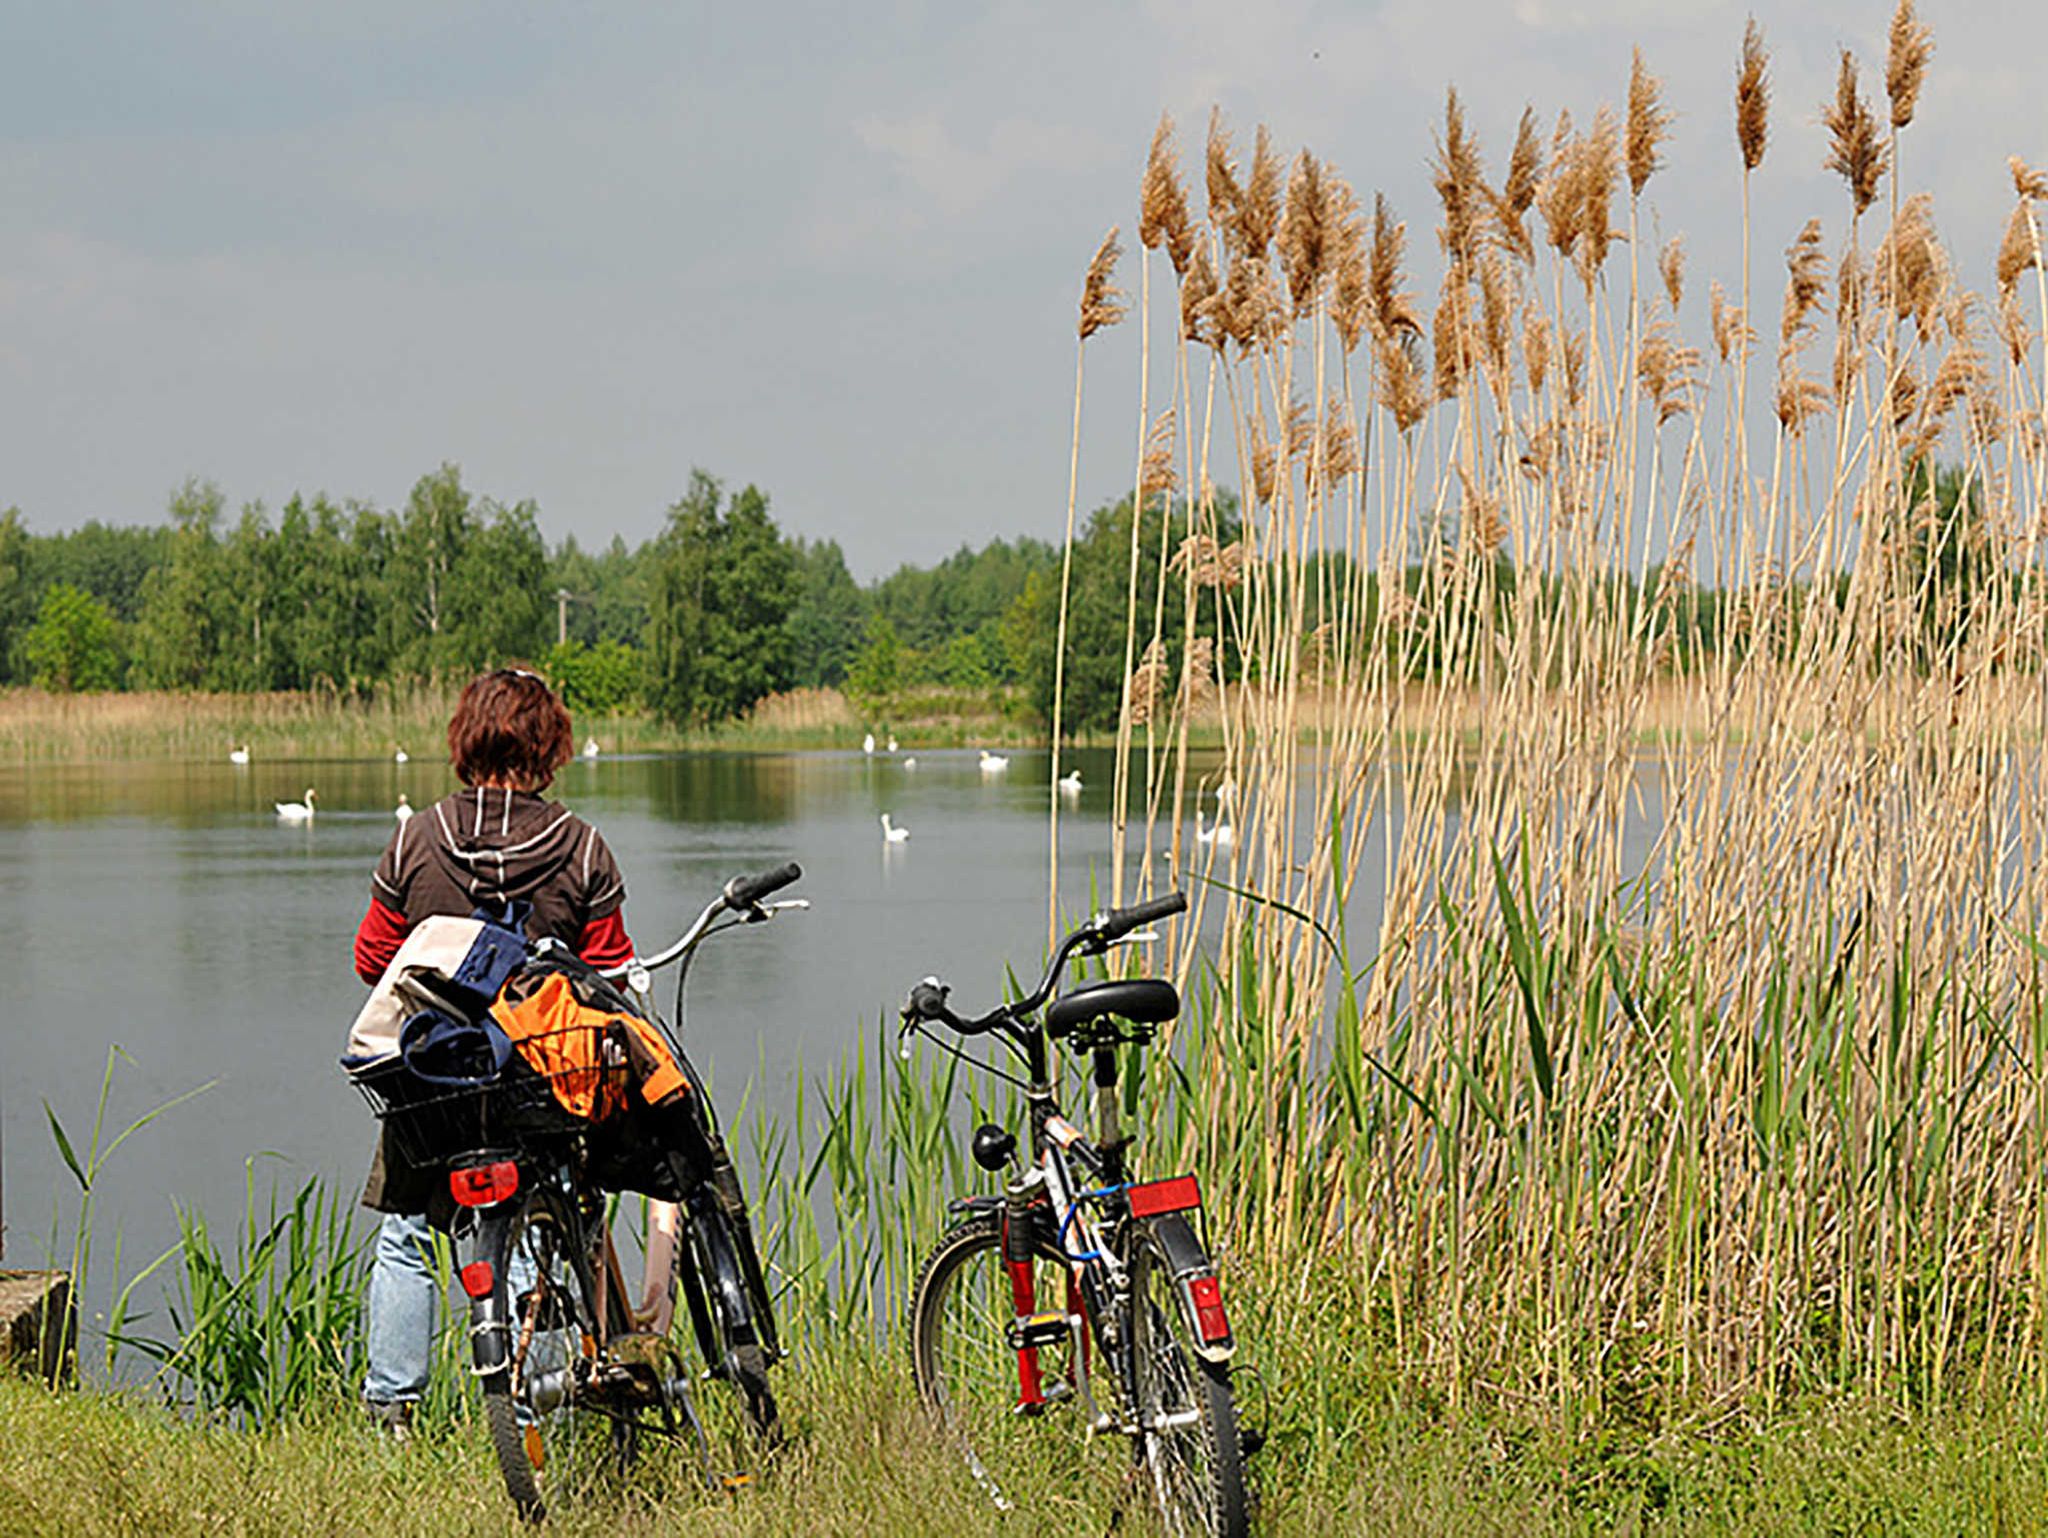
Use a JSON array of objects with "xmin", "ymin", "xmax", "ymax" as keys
[
  {"xmin": 900, "ymin": 890, "xmax": 1253, "ymax": 1537},
  {"xmin": 359, "ymin": 863, "xmax": 801, "ymax": 1521}
]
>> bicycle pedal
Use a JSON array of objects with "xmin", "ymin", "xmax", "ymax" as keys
[
  {"xmin": 1005, "ymin": 1311, "xmax": 1073, "ymax": 1351},
  {"xmin": 1241, "ymin": 1424, "xmax": 1267, "ymax": 1457}
]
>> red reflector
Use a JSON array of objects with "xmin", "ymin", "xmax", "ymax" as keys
[
  {"xmin": 1187, "ymin": 1274, "xmax": 1231, "ymax": 1344},
  {"xmin": 449, "ymin": 1160, "xmax": 520, "ymax": 1208},
  {"xmin": 1127, "ymin": 1174, "xmax": 1201, "ymax": 1219},
  {"xmin": 459, "ymin": 1260, "xmax": 496, "ymax": 1298}
]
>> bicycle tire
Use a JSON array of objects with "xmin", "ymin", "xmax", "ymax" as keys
[
  {"xmin": 1128, "ymin": 1224, "xmax": 1248, "ymax": 1538},
  {"xmin": 478, "ymin": 1196, "xmax": 616, "ymax": 1523},
  {"xmin": 908, "ymin": 1212, "xmax": 1122, "ymax": 1513},
  {"xmin": 682, "ymin": 1202, "xmax": 783, "ymax": 1454}
]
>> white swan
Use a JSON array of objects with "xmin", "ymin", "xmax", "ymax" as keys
[
  {"xmin": 583, "ymin": 737, "xmax": 600, "ymax": 759},
  {"xmin": 394, "ymin": 747, "xmax": 409, "ymax": 764},
  {"xmin": 1058, "ymin": 769, "xmax": 1083, "ymax": 796},
  {"xmin": 394, "ymin": 793, "xmax": 413, "ymax": 824},
  {"xmin": 228, "ymin": 744, "xmax": 250, "ymax": 766},
  {"xmin": 887, "ymin": 735, "xmax": 899, "ymax": 753},
  {"xmin": 902, "ymin": 756, "xmax": 918, "ymax": 770},
  {"xmin": 862, "ymin": 732, "xmax": 876, "ymax": 755},
  {"xmin": 275, "ymin": 788, "xmax": 318, "ymax": 821},
  {"xmin": 978, "ymin": 750, "xmax": 1009, "ymax": 775},
  {"xmin": 880, "ymin": 812, "xmax": 910, "ymax": 844},
  {"xmin": 1195, "ymin": 807, "xmax": 1234, "ymax": 849}
]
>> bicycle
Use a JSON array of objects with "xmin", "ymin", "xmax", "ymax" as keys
[
  {"xmin": 355, "ymin": 862, "xmax": 803, "ymax": 1522},
  {"xmin": 899, "ymin": 889, "xmax": 1254, "ymax": 1537}
]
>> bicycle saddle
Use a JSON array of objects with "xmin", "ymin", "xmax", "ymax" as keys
[{"xmin": 1045, "ymin": 978, "xmax": 1180, "ymax": 1037}]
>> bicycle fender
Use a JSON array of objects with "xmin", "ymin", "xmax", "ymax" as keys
[
  {"xmin": 457, "ymin": 1208, "xmax": 517, "ymax": 1378},
  {"xmin": 1146, "ymin": 1212, "xmax": 1235, "ymax": 1364}
]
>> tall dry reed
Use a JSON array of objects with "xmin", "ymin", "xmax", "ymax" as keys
[{"xmin": 1055, "ymin": 1, "xmax": 2048, "ymax": 1415}]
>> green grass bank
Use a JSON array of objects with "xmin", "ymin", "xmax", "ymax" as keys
[{"xmin": 6, "ymin": 1366, "xmax": 2047, "ymax": 1536}]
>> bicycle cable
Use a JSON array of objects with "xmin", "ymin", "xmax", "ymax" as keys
[{"xmin": 903, "ymin": 1020, "xmax": 1035, "ymax": 1093}]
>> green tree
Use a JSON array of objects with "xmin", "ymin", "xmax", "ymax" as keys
[
  {"xmin": 132, "ymin": 481, "xmax": 228, "ymax": 689},
  {"xmin": 787, "ymin": 538, "xmax": 866, "ymax": 688},
  {"xmin": 0, "ymin": 509, "xmax": 31, "ymax": 682},
  {"xmin": 23, "ymin": 583, "xmax": 123, "ymax": 692},
  {"xmin": 544, "ymin": 639, "xmax": 644, "ymax": 714},
  {"xmin": 845, "ymin": 613, "xmax": 904, "ymax": 702},
  {"xmin": 645, "ymin": 471, "xmax": 798, "ymax": 724}
]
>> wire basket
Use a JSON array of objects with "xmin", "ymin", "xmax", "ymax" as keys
[{"xmin": 352, "ymin": 1023, "xmax": 631, "ymax": 1169}]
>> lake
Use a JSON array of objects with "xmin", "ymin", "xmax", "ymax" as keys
[{"xmin": 0, "ymin": 746, "xmax": 1200, "ymax": 1318}]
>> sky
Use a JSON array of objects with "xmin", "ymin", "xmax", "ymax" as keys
[{"xmin": 3, "ymin": 1, "xmax": 2043, "ymax": 579}]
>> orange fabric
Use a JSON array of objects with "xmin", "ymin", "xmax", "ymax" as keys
[{"xmin": 490, "ymin": 972, "xmax": 688, "ymax": 1118}]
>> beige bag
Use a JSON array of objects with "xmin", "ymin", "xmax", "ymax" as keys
[{"xmin": 342, "ymin": 915, "xmax": 518, "ymax": 1070}]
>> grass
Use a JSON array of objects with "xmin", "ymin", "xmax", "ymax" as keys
[
  {"xmin": 0, "ymin": 684, "xmax": 1038, "ymax": 764},
  {"xmin": 8, "ymin": 1363, "xmax": 2048, "ymax": 1536}
]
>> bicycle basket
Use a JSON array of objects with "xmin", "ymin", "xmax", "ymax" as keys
[{"xmin": 353, "ymin": 1021, "xmax": 630, "ymax": 1168}]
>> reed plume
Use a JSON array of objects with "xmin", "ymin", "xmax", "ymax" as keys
[
  {"xmin": 1539, "ymin": 110, "xmax": 1580, "ymax": 260},
  {"xmin": 1205, "ymin": 108, "xmax": 1241, "ymax": 228},
  {"xmin": 1885, "ymin": 0, "xmax": 1934, "ymax": 130},
  {"xmin": 1998, "ymin": 205, "xmax": 2041, "ymax": 298},
  {"xmin": 1626, "ymin": 48, "xmax": 1673, "ymax": 198},
  {"xmin": 1823, "ymin": 50, "xmax": 1888, "ymax": 217},
  {"xmin": 2015, "ymin": 157, "xmax": 2048, "ymax": 202},
  {"xmin": 1779, "ymin": 218, "xmax": 1828, "ymax": 344},
  {"xmin": 1182, "ymin": 243, "xmax": 1220, "ymax": 345},
  {"xmin": 1139, "ymin": 113, "xmax": 1196, "ymax": 277},
  {"xmin": 1138, "ymin": 410, "xmax": 1178, "ymax": 501},
  {"xmin": 1736, "ymin": 17, "xmax": 1770, "ymax": 170},
  {"xmin": 1660, "ymin": 236, "xmax": 1686, "ymax": 311},
  {"xmin": 1433, "ymin": 267, "xmax": 1474, "ymax": 400},
  {"xmin": 1330, "ymin": 183, "xmax": 1370, "ymax": 351},
  {"xmin": 1639, "ymin": 322, "xmax": 1701, "ymax": 426},
  {"xmin": 1368, "ymin": 194, "xmax": 1424, "ymax": 343},
  {"xmin": 1280, "ymin": 151, "xmax": 1330, "ymax": 314},
  {"xmin": 1874, "ymin": 193, "xmax": 1945, "ymax": 341},
  {"xmin": 1574, "ymin": 107, "xmax": 1623, "ymax": 291},
  {"xmin": 1237, "ymin": 124, "xmax": 1282, "ymax": 257},
  {"xmin": 1433, "ymin": 88, "xmax": 1487, "ymax": 268},
  {"xmin": 1376, "ymin": 331, "xmax": 1429, "ymax": 432},
  {"xmin": 1320, "ymin": 402, "xmax": 1360, "ymax": 480},
  {"xmin": 1078, "ymin": 228, "xmax": 1128, "ymax": 340},
  {"xmin": 1494, "ymin": 107, "xmax": 1541, "ymax": 264},
  {"xmin": 1523, "ymin": 312, "xmax": 1552, "ymax": 394}
]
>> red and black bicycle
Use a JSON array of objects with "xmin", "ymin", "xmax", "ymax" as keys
[{"xmin": 901, "ymin": 890, "xmax": 1254, "ymax": 1537}]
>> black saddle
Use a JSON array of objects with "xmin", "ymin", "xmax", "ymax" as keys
[{"xmin": 1045, "ymin": 978, "xmax": 1180, "ymax": 1039}]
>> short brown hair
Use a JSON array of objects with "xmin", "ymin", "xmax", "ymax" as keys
[{"xmin": 448, "ymin": 667, "xmax": 574, "ymax": 790}]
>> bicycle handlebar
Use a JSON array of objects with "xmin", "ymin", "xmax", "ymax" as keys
[
  {"xmin": 1096, "ymin": 890, "xmax": 1187, "ymax": 943},
  {"xmin": 900, "ymin": 889, "xmax": 1187, "ymax": 1040},
  {"xmin": 725, "ymin": 862, "xmax": 802, "ymax": 910}
]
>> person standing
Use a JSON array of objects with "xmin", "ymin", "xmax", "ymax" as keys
[{"xmin": 351, "ymin": 667, "xmax": 637, "ymax": 1434}]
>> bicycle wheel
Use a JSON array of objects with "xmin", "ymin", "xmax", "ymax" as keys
[
  {"xmin": 480, "ymin": 1195, "xmax": 622, "ymax": 1522},
  {"xmin": 674, "ymin": 1200, "xmax": 782, "ymax": 1478},
  {"xmin": 1127, "ymin": 1225, "xmax": 1248, "ymax": 1538},
  {"xmin": 909, "ymin": 1212, "xmax": 1123, "ymax": 1513}
]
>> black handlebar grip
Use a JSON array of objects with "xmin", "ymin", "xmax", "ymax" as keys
[
  {"xmin": 1099, "ymin": 890, "xmax": 1188, "ymax": 942},
  {"xmin": 907, "ymin": 980, "xmax": 949, "ymax": 1022},
  {"xmin": 726, "ymin": 861, "xmax": 803, "ymax": 909}
]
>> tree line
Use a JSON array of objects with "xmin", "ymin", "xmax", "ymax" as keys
[{"xmin": 0, "ymin": 464, "xmax": 1186, "ymax": 730}]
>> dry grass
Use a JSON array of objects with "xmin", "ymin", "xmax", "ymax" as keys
[{"xmin": 1061, "ymin": 0, "xmax": 2048, "ymax": 1419}]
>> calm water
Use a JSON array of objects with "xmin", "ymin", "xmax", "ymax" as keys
[{"xmin": 0, "ymin": 747, "xmax": 1178, "ymax": 1296}]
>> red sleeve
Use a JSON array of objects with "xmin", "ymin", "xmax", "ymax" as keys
[
  {"xmin": 577, "ymin": 909, "xmax": 635, "ymax": 971},
  {"xmin": 354, "ymin": 897, "xmax": 413, "ymax": 985}
]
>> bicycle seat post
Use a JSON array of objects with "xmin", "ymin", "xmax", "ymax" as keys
[{"xmin": 1090, "ymin": 1044, "xmax": 1125, "ymax": 1181}]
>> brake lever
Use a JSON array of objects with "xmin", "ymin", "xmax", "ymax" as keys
[{"xmin": 1105, "ymin": 928, "xmax": 1161, "ymax": 949}]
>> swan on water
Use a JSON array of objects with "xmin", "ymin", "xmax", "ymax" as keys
[
  {"xmin": 978, "ymin": 750, "xmax": 1009, "ymax": 775},
  {"xmin": 395, "ymin": 793, "xmax": 413, "ymax": 824},
  {"xmin": 583, "ymin": 737, "xmax": 600, "ymax": 759},
  {"xmin": 881, "ymin": 812, "xmax": 910, "ymax": 844},
  {"xmin": 902, "ymin": 756, "xmax": 918, "ymax": 770},
  {"xmin": 394, "ymin": 747, "xmax": 409, "ymax": 764},
  {"xmin": 276, "ymin": 788, "xmax": 318, "ymax": 821},
  {"xmin": 887, "ymin": 735, "xmax": 899, "ymax": 753},
  {"xmin": 228, "ymin": 744, "xmax": 250, "ymax": 766},
  {"xmin": 1058, "ymin": 769, "xmax": 1083, "ymax": 796},
  {"xmin": 863, "ymin": 732, "xmax": 876, "ymax": 755}
]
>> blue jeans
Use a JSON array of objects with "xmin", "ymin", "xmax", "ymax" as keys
[
  {"xmin": 364, "ymin": 1211, "xmax": 539, "ymax": 1405},
  {"xmin": 363, "ymin": 1213, "xmax": 440, "ymax": 1404}
]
